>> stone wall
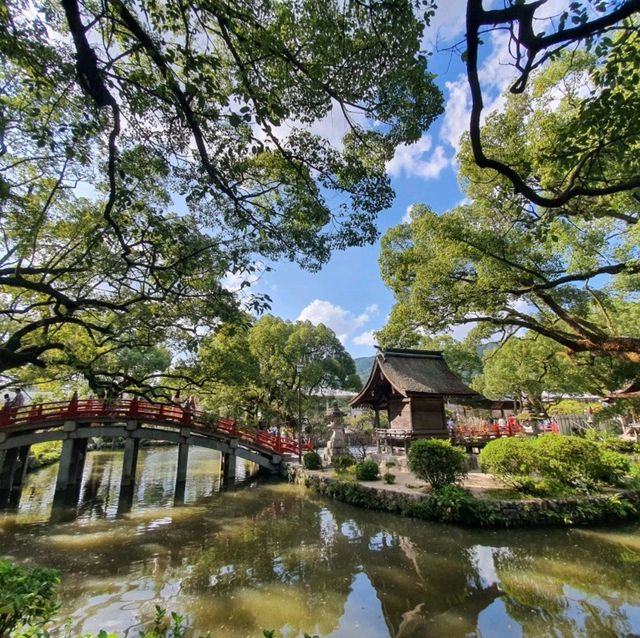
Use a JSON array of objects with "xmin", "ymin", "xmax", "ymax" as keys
[{"xmin": 288, "ymin": 466, "xmax": 640, "ymax": 528}]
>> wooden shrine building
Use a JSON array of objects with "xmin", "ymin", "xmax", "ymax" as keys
[{"xmin": 350, "ymin": 348, "xmax": 482, "ymax": 441}]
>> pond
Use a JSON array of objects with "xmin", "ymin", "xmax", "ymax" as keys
[{"xmin": 1, "ymin": 447, "xmax": 640, "ymax": 637}]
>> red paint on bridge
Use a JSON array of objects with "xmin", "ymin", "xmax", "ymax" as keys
[{"xmin": 0, "ymin": 396, "xmax": 310, "ymax": 457}]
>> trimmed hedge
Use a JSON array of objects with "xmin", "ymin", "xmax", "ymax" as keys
[
  {"xmin": 479, "ymin": 438, "xmax": 535, "ymax": 481},
  {"xmin": 480, "ymin": 435, "xmax": 632, "ymax": 491},
  {"xmin": 408, "ymin": 439, "xmax": 467, "ymax": 489},
  {"xmin": 302, "ymin": 451, "xmax": 322, "ymax": 470},
  {"xmin": 355, "ymin": 460, "xmax": 379, "ymax": 481}
]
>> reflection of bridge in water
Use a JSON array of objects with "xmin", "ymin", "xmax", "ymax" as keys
[{"xmin": 0, "ymin": 396, "xmax": 306, "ymax": 510}]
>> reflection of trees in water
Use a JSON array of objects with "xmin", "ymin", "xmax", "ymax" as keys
[
  {"xmin": 182, "ymin": 490, "xmax": 504, "ymax": 637},
  {"xmin": 494, "ymin": 528, "xmax": 640, "ymax": 637},
  {"xmin": 4, "ymin": 466, "xmax": 640, "ymax": 638}
]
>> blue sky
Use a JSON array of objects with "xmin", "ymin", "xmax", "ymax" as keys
[{"xmin": 227, "ymin": 1, "xmax": 563, "ymax": 359}]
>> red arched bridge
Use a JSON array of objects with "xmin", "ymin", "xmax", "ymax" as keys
[{"xmin": 0, "ymin": 396, "xmax": 309, "ymax": 506}]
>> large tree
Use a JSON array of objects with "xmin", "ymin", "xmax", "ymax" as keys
[
  {"xmin": 378, "ymin": 48, "xmax": 640, "ymax": 362},
  {"xmin": 474, "ymin": 333, "xmax": 638, "ymax": 412},
  {"xmin": 197, "ymin": 316, "xmax": 361, "ymax": 425},
  {"xmin": 0, "ymin": 0, "xmax": 443, "ymax": 382},
  {"xmin": 463, "ymin": 0, "xmax": 640, "ymax": 208}
]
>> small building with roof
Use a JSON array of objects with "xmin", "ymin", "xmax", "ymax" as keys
[{"xmin": 350, "ymin": 348, "xmax": 482, "ymax": 440}]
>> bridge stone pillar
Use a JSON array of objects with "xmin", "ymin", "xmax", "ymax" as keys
[
  {"xmin": 0, "ymin": 448, "xmax": 20, "ymax": 504},
  {"xmin": 117, "ymin": 436, "xmax": 139, "ymax": 515},
  {"xmin": 54, "ymin": 428, "xmax": 87, "ymax": 498},
  {"xmin": 174, "ymin": 441, "xmax": 189, "ymax": 505},
  {"xmin": 222, "ymin": 451, "xmax": 237, "ymax": 481},
  {"xmin": 120, "ymin": 437, "xmax": 140, "ymax": 489},
  {"xmin": 12, "ymin": 445, "xmax": 31, "ymax": 489}
]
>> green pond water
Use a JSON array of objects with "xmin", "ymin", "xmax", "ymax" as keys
[{"xmin": 1, "ymin": 447, "xmax": 640, "ymax": 637}]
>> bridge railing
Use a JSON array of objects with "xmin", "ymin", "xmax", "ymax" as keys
[{"xmin": 0, "ymin": 396, "xmax": 310, "ymax": 456}]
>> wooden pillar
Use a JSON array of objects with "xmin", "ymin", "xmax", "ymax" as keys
[{"xmin": 120, "ymin": 437, "xmax": 139, "ymax": 488}]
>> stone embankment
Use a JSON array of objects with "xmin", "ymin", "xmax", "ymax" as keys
[{"xmin": 288, "ymin": 466, "xmax": 640, "ymax": 528}]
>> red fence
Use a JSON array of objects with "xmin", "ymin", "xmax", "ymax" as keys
[
  {"xmin": 0, "ymin": 396, "xmax": 309, "ymax": 456},
  {"xmin": 454, "ymin": 420, "xmax": 559, "ymax": 445}
]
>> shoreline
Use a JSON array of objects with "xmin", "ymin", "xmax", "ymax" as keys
[{"xmin": 289, "ymin": 466, "xmax": 640, "ymax": 528}]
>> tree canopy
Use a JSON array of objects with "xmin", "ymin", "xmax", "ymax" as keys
[
  {"xmin": 463, "ymin": 0, "xmax": 640, "ymax": 208},
  {"xmin": 0, "ymin": 0, "xmax": 443, "ymax": 384},
  {"xmin": 474, "ymin": 333, "xmax": 638, "ymax": 412},
  {"xmin": 197, "ymin": 316, "xmax": 360, "ymax": 425},
  {"xmin": 378, "ymin": 48, "xmax": 640, "ymax": 363}
]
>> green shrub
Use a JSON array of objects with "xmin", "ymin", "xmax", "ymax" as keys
[
  {"xmin": 630, "ymin": 464, "xmax": 640, "ymax": 489},
  {"xmin": 332, "ymin": 454, "xmax": 355, "ymax": 472},
  {"xmin": 408, "ymin": 439, "xmax": 467, "ymax": 489},
  {"xmin": 592, "ymin": 449, "xmax": 631, "ymax": 486},
  {"xmin": 355, "ymin": 460, "xmax": 379, "ymax": 481},
  {"xmin": 383, "ymin": 472, "xmax": 396, "ymax": 484},
  {"xmin": 302, "ymin": 451, "xmax": 321, "ymax": 470},
  {"xmin": 533, "ymin": 435, "xmax": 603, "ymax": 488},
  {"xmin": 584, "ymin": 429, "xmax": 638, "ymax": 454},
  {"xmin": 510, "ymin": 475, "xmax": 568, "ymax": 497},
  {"xmin": 605, "ymin": 438, "xmax": 640, "ymax": 455},
  {"xmin": 479, "ymin": 438, "xmax": 535, "ymax": 482},
  {"xmin": 0, "ymin": 560, "xmax": 60, "ymax": 636}
]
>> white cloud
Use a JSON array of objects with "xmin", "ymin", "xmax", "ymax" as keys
[
  {"xmin": 365, "ymin": 303, "xmax": 379, "ymax": 317},
  {"xmin": 441, "ymin": 77, "xmax": 471, "ymax": 152},
  {"xmin": 440, "ymin": 30, "xmax": 516, "ymax": 155},
  {"xmin": 297, "ymin": 300, "xmax": 370, "ymax": 344},
  {"xmin": 422, "ymin": 0, "xmax": 468, "ymax": 48},
  {"xmin": 220, "ymin": 269, "xmax": 259, "ymax": 292},
  {"xmin": 402, "ymin": 204, "xmax": 415, "ymax": 223},
  {"xmin": 386, "ymin": 135, "xmax": 452, "ymax": 180},
  {"xmin": 352, "ymin": 330, "xmax": 377, "ymax": 347},
  {"xmin": 220, "ymin": 263, "xmax": 267, "ymax": 311}
]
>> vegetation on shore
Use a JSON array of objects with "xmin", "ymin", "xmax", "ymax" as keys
[
  {"xmin": 27, "ymin": 442, "xmax": 63, "ymax": 472},
  {"xmin": 301, "ymin": 435, "xmax": 640, "ymax": 528},
  {"xmin": 0, "ymin": 559, "xmax": 318, "ymax": 638}
]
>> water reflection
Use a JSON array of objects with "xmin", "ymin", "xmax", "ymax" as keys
[{"xmin": 0, "ymin": 449, "xmax": 639, "ymax": 637}]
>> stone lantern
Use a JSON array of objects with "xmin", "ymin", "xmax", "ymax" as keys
[{"xmin": 323, "ymin": 401, "xmax": 349, "ymax": 466}]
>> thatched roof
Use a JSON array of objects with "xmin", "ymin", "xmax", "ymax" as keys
[{"xmin": 350, "ymin": 348, "xmax": 481, "ymax": 407}]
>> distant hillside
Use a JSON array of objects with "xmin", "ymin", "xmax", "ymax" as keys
[{"xmin": 354, "ymin": 356, "xmax": 375, "ymax": 383}]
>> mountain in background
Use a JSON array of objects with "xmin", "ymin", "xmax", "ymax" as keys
[{"xmin": 354, "ymin": 356, "xmax": 376, "ymax": 384}]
